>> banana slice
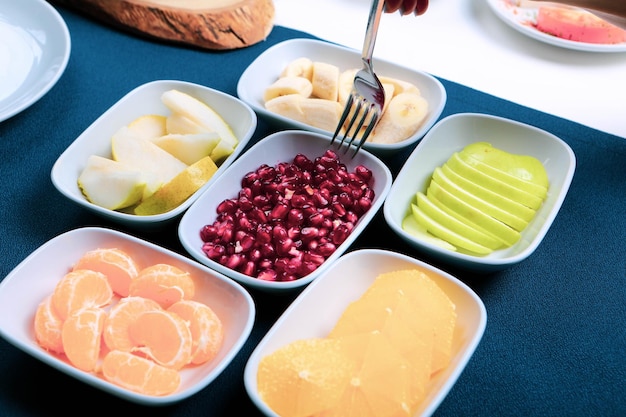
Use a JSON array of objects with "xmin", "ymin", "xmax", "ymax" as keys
[
  {"xmin": 301, "ymin": 98, "xmax": 343, "ymax": 132},
  {"xmin": 280, "ymin": 57, "xmax": 314, "ymax": 80},
  {"xmin": 338, "ymin": 68, "xmax": 358, "ymax": 106},
  {"xmin": 265, "ymin": 94, "xmax": 307, "ymax": 124},
  {"xmin": 378, "ymin": 76, "xmax": 421, "ymax": 97},
  {"xmin": 264, "ymin": 76, "xmax": 313, "ymax": 102},
  {"xmin": 370, "ymin": 92, "xmax": 429, "ymax": 144},
  {"xmin": 311, "ymin": 62, "xmax": 340, "ymax": 101}
]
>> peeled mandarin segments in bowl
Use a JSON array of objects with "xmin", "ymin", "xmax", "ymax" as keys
[
  {"xmin": 51, "ymin": 269, "xmax": 113, "ymax": 320},
  {"xmin": 128, "ymin": 263, "xmax": 195, "ymax": 308},
  {"xmin": 72, "ymin": 247, "xmax": 140, "ymax": 297},
  {"xmin": 61, "ymin": 307, "xmax": 107, "ymax": 372},
  {"xmin": 103, "ymin": 296, "xmax": 162, "ymax": 352}
]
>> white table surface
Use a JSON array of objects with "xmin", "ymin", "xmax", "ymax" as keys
[{"xmin": 273, "ymin": 0, "xmax": 626, "ymax": 139}]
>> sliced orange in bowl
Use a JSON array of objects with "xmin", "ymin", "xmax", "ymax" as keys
[
  {"xmin": 72, "ymin": 247, "xmax": 139, "ymax": 297},
  {"xmin": 51, "ymin": 269, "xmax": 113, "ymax": 320}
]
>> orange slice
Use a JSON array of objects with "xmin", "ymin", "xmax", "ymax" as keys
[
  {"xmin": 102, "ymin": 350, "xmax": 181, "ymax": 396},
  {"xmin": 128, "ymin": 309, "xmax": 193, "ymax": 370},
  {"xmin": 128, "ymin": 264, "xmax": 195, "ymax": 308},
  {"xmin": 51, "ymin": 269, "xmax": 113, "ymax": 320},
  {"xmin": 167, "ymin": 300, "xmax": 224, "ymax": 365},
  {"xmin": 257, "ymin": 338, "xmax": 355, "ymax": 417},
  {"xmin": 61, "ymin": 307, "xmax": 106, "ymax": 372},
  {"xmin": 103, "ymin": 296, "xmax": 162, "ymax": 352},
  {"xmin": 34, "ymin": 295, "xmax": 64, "ymax": 354},
  {"xmin": 72, "ymin": 248, "xmax": 139, "ymax": 297}
]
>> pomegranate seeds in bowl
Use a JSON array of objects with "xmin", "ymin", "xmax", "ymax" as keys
[{"xmin": 179, "ymin": 130, "xmax": 393, "ymax": 292}]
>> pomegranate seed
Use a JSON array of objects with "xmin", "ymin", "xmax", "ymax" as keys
[
  {"xmin": 239, "ymin": 261, "xmax": 256, "ymax": 276},
  {"xmin": 257, "ymin": 269, "xmax": 277, "ymax": 281}
]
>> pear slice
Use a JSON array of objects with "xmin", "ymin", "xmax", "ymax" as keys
[
  {"xmin": 160, "ymin": 89, "xmax": 238, "ymax": 149},
  {"xmin": 402, "ymin": 213, "xmax": 457, "ymax": 251},
  {"xmin": 78, "ymin": 155, "xmax": 146, "ymax": 210},
  {"xmin": 111, "ymin": 126, "xmax": 187, "ymax": 199},
  {"xmin": 150, "ymin": 132, "xmax": 221, "ymax": 165},
  {"xmin": 166, "ymin": 113, "xmax": 212, "ymax": 135},
  {"xmin": 127, "ymin": 114, "xmax": 167, "ymax": 139},
  {"xmin": 411, "ymin": 202, "xmax": 493, "ymax": 256},
  {"xmin": 134, "ymin": 156, "xmax": 218, "ymax": 216},
  {"xmin": 427, "ymin": 180, "xmax": 520, "ymax": 247},
  {"xmin": 441, "ymin": 164, "xmax": 536, "ymax": 223},
  {"xmin": 432, "ymin": 167, "xmax": 529, "ymax": 232},
  {"xmin": 416, "ymin": 193, "xmax": 503, "ymax": 251},
  {"xmin": 446, "ymin": 153, "xmax": 544, "ymax": 210},
  {"xmin": 459, "ymin": 142, "xmax": 549, "ymax": 193}
]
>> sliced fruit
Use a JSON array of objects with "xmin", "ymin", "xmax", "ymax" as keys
[
  {"xmin": 257, "ymin": 338, "xmax": 355, "ymax": 417},
  {"xmin": 166, "ymin": 112, "xmax": 212, "ymax": 135},
  {"xmin": 34, "ymin": 295, "xmax": 65, "ymax": 354},
  {"xmin": 103, "ymin": 296, "xmax": 162, "ymax": 352},
  {"xmin": 311, "ymin": 61, "xmax": 340, "ymax": 101},
  {"xmin": 128, "ymin": 309, "xmax": 193, "ymax": 370},
  {"xmin": 111, "ymin": 126, "xmax": 188, "ymax": 199},
  {"xmin": 72, "ymin": 247, "xmax": 140, "ymax": 298},
  {"xmin": 167, "ymin": 300, "xmax": 224, "ymax": 365},
  {"xmin": 102, "ymin": 350, "xmax": 181, "ymax": 396},
  {"xmin": 265, "ymin": 94, "xmax": 306, "ymax": 123},
  {"xmin": 459, "ymin": 142, "xmax": 548, "ymax": 196},
  {"xmin": 127, "ymin": 114, "xmax": 167, "ymax": 139},
  {"xmin": 280, "ymin": 57, "xmax": 314, "ymax": 80},
  {"xmin": 128, "ymin": 263, "xmax": 195, "ymax": 308},
  {"xmin": 300, "ymin": 98, "xmax": 343, "ymax": 131},
  {"xmin": 264, "ymin": 76, "xmax": 313, "ymax": 102},
  {"xmin": 401, "ymin": 212, "xmax": 457, "ymax": 251},
  {"xmin": 62, "ymin": 307, "xmax": 106, "ymax": 372},
  {"xmin": 51, "ymin": 269, "xmax": 113, "ymax": 320},
  {"xmin": 378, "ymin": 75, "xmax": 421, "ymax": 96},
  {"xmin": 150, "ymin": 132, "xmax": 221, "ymax": 165},
  {"xmin": 337, "ymin": 68, "xmax": 358, "ymax": 106},
  {"xmin": 370, "ymin": 93, "xmax": 429, "ymax": 144},
  {"xmin": 536, "ymin": 5, "xmax": 626, "ymax": 44},
  {"xmin": 160, "ymin": 89, "xmax": 238, "ymax": 150},
  {"xmin": 78, "ymin": 155, "xmax": 146, "ymax": 210},
  {"xmin": 134, "ymin": 156, "xmax": 218, "ymax": 215}
]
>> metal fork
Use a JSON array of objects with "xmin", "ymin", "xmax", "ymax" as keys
[{"xmin": 331, "ymin": 0, "xmax": 386, "ymax": 156}]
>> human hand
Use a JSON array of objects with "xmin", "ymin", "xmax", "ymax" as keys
[{"xmin": 384, "ymin": 0, "xmax": 429, "ymax": 16}]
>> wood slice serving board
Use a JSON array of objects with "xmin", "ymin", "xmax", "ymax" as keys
[{"xmin": 49, "ymin": 0, "xmax": 275, "ymax": 50}]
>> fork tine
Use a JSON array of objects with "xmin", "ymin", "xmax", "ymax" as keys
[
  {"xmin": 339, "ymin": 99, "xmax": 363, "ymax": 149},
  {"xmin": 350, "ymin": 110, "xmax": 379, "ymax": 157},
  {"xmin": 330, "ymin": 94, "xmax": 354, "ymax": 145},
  {"xmin": 345, "ymin": 104, "xmax": 371, "ymax": 148}
]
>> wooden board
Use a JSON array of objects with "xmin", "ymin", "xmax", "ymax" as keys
[{"xmin": 49, "ymin": 0, "xmax": 275, "ymax": 50}]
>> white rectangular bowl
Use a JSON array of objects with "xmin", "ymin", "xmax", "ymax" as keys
[
  {"xmin": 384, "ymin": 113, "xmax": 576, "ymax": 272},
  {"xmin": 0, "ymin": 227, "xmax": 255, "ymax": 406},
  {"xmin": 244, "ymin": 249, "xmax": 487, "ymax": 417},
  {"xmin": 51, "ymin": 80, "xmax": 257, "ymax": 230}
]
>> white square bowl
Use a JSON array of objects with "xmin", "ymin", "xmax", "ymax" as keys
[
  {"xmin": 236, "ymin": 38, "xmax": 446, "ymax": 158},
  {"xmin": 51, "ymin": 80, "xmax": 257, "ymax": 230},
  {"xmin": 243, "ymin": 248, "xmax": 487, "ymax": 417},
  {"xmin": 178, "ymin": 130, "xmax": 393, "ymax": 293},
  {"xmin": 384, "ymin": 113, "xmax": 576, "ymax": 272},
  {"xmin": 0, "ymin": 227, "xmax": 255, "ymax": 406}
]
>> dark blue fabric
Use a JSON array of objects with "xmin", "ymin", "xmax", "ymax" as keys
[{"xmin": 0, "ymin": 5, "xmax": 624, "ymax": 416}]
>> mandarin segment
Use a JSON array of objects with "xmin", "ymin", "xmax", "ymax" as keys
[
  {"xmin": 103, "ymin": 296, "xmax": 162, "ymax": 352},
  {"xmin": 62, "ymin": 307, "xmax": 106, "ymax": 372},
  {"xmin": 51, "ymin": 269, "xmax": 113, "ymax": 320},
  {"xmin": 34, "ymin": 295, "xmax": 65, "ymax": 354},
  {"xmin": 72, "ymin": 248, "xmax": 139, "ymax": 297},
  {"xmin": 128, "ymin": 309, "xmax": 193, "ymax": 370},
  {"xmin": 102, "ymin": 350, "xmax": 181, "ymax": 396},
  {"xmin": 128, "ymin": 264, "xmax": 195, "ymax": 308},
  {"xmin": 257, "ymin": 338, "xmax": 355, "ymax": 417},
  {"xmin": 167, "ymin": 300, "xmax": 224, "ymax": 365}
]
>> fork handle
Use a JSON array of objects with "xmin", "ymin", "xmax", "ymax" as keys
[{"xmin": 362, "ymin": 0, "xmax": 385, "ymax": 68}]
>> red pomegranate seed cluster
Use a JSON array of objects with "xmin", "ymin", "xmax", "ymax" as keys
[{"xmin": 199, "ymin": 150, "xmax": 375, "ymax": 282}]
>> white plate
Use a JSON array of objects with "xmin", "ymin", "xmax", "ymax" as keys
[
  {"xmin": 178, "ymin": 130, "xmax": 393, "ymax": 293},
  {"xmin": 244, "ymin": 249, "xmax": 487, "ymax": 417},
  {"xmin": 0, "ymin": 227, "xmax": 255, "ymax": 406},
  {"xmin": 485, "ymin": 0, "xmax": 626, "ymax": 52},
  {"xmin": 0, "ymin": 0, "xmax": 71, "ymax": 122},
  {"xmin": 237, "ymin": 38, "xmax": 446, "ymax": 157}
]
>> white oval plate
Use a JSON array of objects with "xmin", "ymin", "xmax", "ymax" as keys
[
  {"xmin": 0, "ymin": 0, "xmax": 71, "ymax": 122},
  {"xmin": 485, "ymin": 0, "xmax": 626, "ymax": 52}
]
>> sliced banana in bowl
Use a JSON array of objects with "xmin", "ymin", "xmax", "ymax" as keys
[{"xmin": 237, "ymin": 38, "xmax": 447, "ymax": 157}]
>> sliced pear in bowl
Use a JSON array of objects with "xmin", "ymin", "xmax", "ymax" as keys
[
  {"xmin": 150, "ymin": 132, "xmax": 221, "ymax": 165},
  {"xmin": 134, "ymin": 156, "xmax": 218, "ymax": 216},
  {"xmin": 78, "ymin": 155, "xmax": 146, "ymax": 210},
  {"xmin": 127, "ymin": 114, "xmax": 167, "ymax": 139}
]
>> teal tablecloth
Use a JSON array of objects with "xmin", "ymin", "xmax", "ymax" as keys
[{"xmin": 1, "ymin": 4, "xmax": 625, "ymax": 416}]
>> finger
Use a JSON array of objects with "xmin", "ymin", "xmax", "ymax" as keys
[
  {"xmin": 400, "ymin": 0, "xmax": 418, "ymax": 15},
  {"xmin": 414, "ymin": 0, "xmax": 429, "ymax": 15},
  {"xmin": 384, "ymin": 0, "xmax": 403, "ymax": 13}
]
